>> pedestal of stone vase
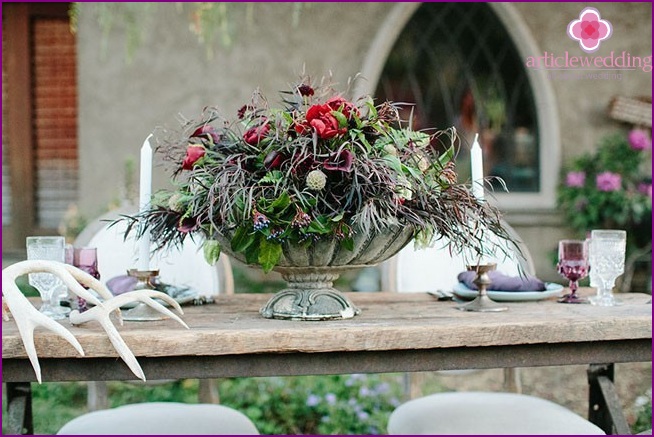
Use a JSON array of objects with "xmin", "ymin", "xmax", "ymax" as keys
[{"xmin": 260, "ymin": 269, "xmax": 360, "ymax": 321}]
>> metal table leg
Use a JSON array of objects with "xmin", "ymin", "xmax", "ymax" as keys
[
  {"xmin": 5, "ymin": 382, "xmax": 33, "ymax": 435},
  {"xmin": 588, "ymin": 363, "xmax": 631, "ymax": 435}
]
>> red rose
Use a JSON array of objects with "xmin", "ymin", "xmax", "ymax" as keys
[
  {"xmin": 306, "ymin": 104, "xmax": 345, "ymax": 140},
  {"xmin": 182, "ymin": 144, "xmax": 206, "ymax": 170},
  {"xmin": 326, "ymin": 97, "xmax": 358, "ymax": 119},
  {"xmin": 243, "ymin": 123, "xmax": 270, "ymax": 145}
]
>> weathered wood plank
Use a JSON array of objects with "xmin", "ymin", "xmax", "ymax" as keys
[{"xmin": 3, "ymin": 292, "xmax": 651, "ymax": 361}]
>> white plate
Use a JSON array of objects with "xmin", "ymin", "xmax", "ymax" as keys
[{"xmin": 452, "ymin": 282, "xmax": 564, "ymax": 302}]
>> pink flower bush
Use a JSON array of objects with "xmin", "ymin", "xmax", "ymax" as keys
[
  {"xmin": 595, "ymin": 171, "xmax": 622, "ymax": 192},
  {"xmin": 565, "ymin": 171, "xmax": 586, "ymax": 187},
  {"xmin": 628, "ymin": 129, "xmax": 651, "ymax": 151},
  {"xmin": 567, "ymin": 7, "xmax": 612, "ymax": 53}
]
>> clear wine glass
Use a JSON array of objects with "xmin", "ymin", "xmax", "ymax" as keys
[
  {"xmin": 26, "ymin": 236, "xmax": 70, "ymax": 319},
  {"xmin": 73, "ymin": 247, "xmax": 101, "ymax": 312},
  {"xmin": 588, "ymin": 230, "xmax": 626, "ymax": 306},
  {"xmin": 557, "ymin": 239, "xmax": 590, "ymax": 304}
]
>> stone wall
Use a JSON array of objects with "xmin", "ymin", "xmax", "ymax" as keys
[{"xmin": 77, "ymin": 3, "xmax": 651, "ymax": 282}]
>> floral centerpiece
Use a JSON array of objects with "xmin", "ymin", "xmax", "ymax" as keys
[
  {"xmin": 557, "ymin": 128, "xmax": 652, "ymax": 287},
  {"xmin": 124, "ymin": 75, "xmax": 517, "ymax": 320}
]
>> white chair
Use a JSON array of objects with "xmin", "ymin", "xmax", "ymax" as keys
[
  {"xmin": 73, "ymin": 206, "xmax": 235, "ymax": 410},
  {"xmin": 57, "ymin": 402, "xmax": 259, "ymax": 435},
  {"xmin": 387, "ymin": 392, "xmax": 605, "ymax": 435},
  {"xmin": 380, "ymin": 221, "xmax": 535, "ymax": 396}
]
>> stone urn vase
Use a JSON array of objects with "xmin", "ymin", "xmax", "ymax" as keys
[{"xmin": 217, "ymin": 225, "xmax": 414, "ymax": 321}]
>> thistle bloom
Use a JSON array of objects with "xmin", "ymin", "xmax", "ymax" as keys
[
  {"xmin": 306, "ymin": 169, "xmax": 327, "ymax": 190},
  {"xmin": 628, "ymin": 129, "xmax": 651, "ymax": 151},
  {"xmin": 565, "ymin": 171, "xmax": 586, "ymax": 188},
  {"xmin": 596, "ymin": 171, "xmax": 622, "ymax": 192}
]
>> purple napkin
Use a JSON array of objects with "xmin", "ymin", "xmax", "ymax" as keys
[
  {"xmin": 106, "ymin": 275, "xmax": 138, "ymax": 295},
  {"xmin": 457, "ymin": 270, "xmax": 546, "ymax": 292}
]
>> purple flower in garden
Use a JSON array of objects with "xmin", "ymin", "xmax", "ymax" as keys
[
  {"xmin": 325, "ymin": 393, "xmax": 337, "ymax": 405},
  {"xmin": 628, "ymin": 129, "xmax": 651, "ymax": 151},
  {"xmin": 357, "ymin": 411, "xmax": 370, "ymax": 421},
  {"xmin": 638, "ymin": 182, "xmax": 652, "ymax": 197},
  {"xmin": 596, "ymin": 171, "xmax": 622, "ymax": 192},
  {"xmin": 565, "ymin": 171, "xmax": 586, "ymax": 188},
  {"xmin": 306, "ymin": 394, "xmax": 320, "ymax": 407}
]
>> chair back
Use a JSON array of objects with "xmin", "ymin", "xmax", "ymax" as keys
[
  {"xmin": 74, "ymin": 207, "xmax": 234, "ymax": 296},
  {"xmin": 381, "ymin": 220, "xmax": 535, "ymax": 293}
]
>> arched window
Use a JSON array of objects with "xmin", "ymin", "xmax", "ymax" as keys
[{"xmin": 373, "ymin": 3, "xmax": 543, "ymax": 197}]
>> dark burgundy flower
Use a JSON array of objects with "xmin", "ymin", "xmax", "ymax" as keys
[
  {"xmin": 243, "ymin": 122, "xmax": 270, "ymax": 145},
  {"xmin": 237, "ymin": 105, "xmax": 254, "ymax": 120},
  {"xmin": 297, "ymin": 84, "xmax": 315, "ymax": 97},
  {"xmin": 306, "ymin": 104, "xmax": 345, "ymax": 139},
  {"xmin": 182, "ymin": 144, "xmax": 206, "ymax": 170},
  {"xmin": 326, "ymin": 96, "xmax": 359, "ymax": 119},
  {"xmin": 177, "ymin": 216, "xmax": 199, "ymax": 233},
  {"xmin": 323, "ymin": 149, "xmax": 354, "ymax": 172},
  {"xmin": 264, "ymin": 150, "xmax": 287, "ymax": 169},
  {"xmin": 192, "ymin": 125, "xmax": 220, "ymax": 144}
]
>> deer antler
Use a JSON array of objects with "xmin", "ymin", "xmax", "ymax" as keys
[
  {"xmin": 2, "ymin": 260, "xmax": 111, "ymax": 383},
  {"xmin": 2, "ymin": 260, "xmax": 188, "ymax": 383},
  {"xmin": 69, "ymin": 290, "xmax": 188, "ymax": 381}
]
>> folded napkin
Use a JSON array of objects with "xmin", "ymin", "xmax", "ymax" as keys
[
  {"xmin": 457, "ymin": 270, "xmax": 546, "ymax": 292},
  {"xmin": 106, "ymin": 275, "xmax": 196, "ymax": 299}
]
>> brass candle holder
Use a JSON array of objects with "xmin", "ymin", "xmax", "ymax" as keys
[
  {"xmin": 456, "ymin": 263, "xmax": 508, "ymax": 312},
  {"xmin": 121, "ymin": 269, "xmax": 166, "ymax": 321}
]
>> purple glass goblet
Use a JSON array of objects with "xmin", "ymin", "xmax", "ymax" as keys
[
  {"xmin": 73, "ymin": 247, "xmax": 100, "ymax": 312},
  {"xmin": 557, "ymin": 239, "xmax": 590, "ymax": 304}
]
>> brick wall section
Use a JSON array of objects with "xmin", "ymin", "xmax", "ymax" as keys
[{"xmin": 32, "ymin": 18, "xmax": 78, "ymax": 228}]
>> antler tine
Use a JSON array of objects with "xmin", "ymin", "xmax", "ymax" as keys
[
  {"xmin": 9, "ymin": 260, "xmax": 106, "ymax": 308},
  {"xmin": 68, "ymin": 289, "xmax": 189, "ymax": 380},
  {"xmin": 2, "ymin": 272, "xmax": 85, "ymax": 384}
]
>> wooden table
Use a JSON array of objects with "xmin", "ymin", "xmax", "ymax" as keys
[{"xmin": 3, "ymin": 291, "xmax": 652, "ymax": 434}]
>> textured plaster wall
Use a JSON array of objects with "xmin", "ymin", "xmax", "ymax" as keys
[
  {"xmin": 77, "ymin": 2, "xmax": 394, "ymax": 215},
  {"xmin": 77, "ymin": 3, "xmax": 651, "ymax": 282}
]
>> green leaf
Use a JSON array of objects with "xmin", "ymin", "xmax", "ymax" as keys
[
  {"xmin": 341, "ymin": 237, "xmax": 354, "ymax": 252},
  {"xmin": 202, "ymin": 239, "xmax": 221, "ymax": 265},
  {"xmin": 258, "ymin": 239, "xmax": 282, "ymax": 273},
  {"xmin": 331, "ymin": 110, "xmax": 348, "ymax": 128},
  {"xmin": 270, "ymin": 191, "xmax": 291, "ymax": 213},
  {"xmin": 231, "ymin": 226, "xmax": 256, "ymax": 253},
  {"xmin": 438, "ymin": 145, "xmax": 455, "ymax": 167}
]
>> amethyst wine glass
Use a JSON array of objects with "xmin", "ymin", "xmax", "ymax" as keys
[
  {"xmin": 557, "ymin": 239, "xmax": 590, "ymax": 304},
  {"xmin": 73, "ymin": 247, "xmax": 100, "ymax": 311}
]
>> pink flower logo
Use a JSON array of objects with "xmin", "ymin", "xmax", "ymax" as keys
[{"xmin": 567, "ymin": 7, "xmax": 612, "ymax": 53}]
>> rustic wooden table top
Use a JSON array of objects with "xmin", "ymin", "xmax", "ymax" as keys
[{"xmin": 3, "ymin": 290, "xmax": 651, "ymax": 382}]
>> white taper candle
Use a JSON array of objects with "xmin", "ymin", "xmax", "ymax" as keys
[
  {"xmin": 138, "ymin": 133, "xmax": 153, "ymax": 271},
  {"xmin": 470, "ymin": 133, "xmax": 484, "ymax": 201}
]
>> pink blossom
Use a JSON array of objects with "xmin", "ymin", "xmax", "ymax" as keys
[
  {"xmin": 628, "ymin": 129, "xmax": 651, "ymax": 151},
  {"xmin": 565, "ymin": 171, "xmax": 586, "ymax": 187},
  {"xmin": 595, "ymin": 171, "xmax": 622, "ymax": 192},
  {"xmin": 637, "ymin": 182, "xmax": 652, "ymax": 197}
]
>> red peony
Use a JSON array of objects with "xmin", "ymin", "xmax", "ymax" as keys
[{"xmin": 306, "ymin": 104, "xmax": 345, "ymax": 139}]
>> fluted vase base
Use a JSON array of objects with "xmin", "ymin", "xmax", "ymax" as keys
[{"xmin": 260, "ymin": 269, "xmax": 361, "ymax": 321}]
